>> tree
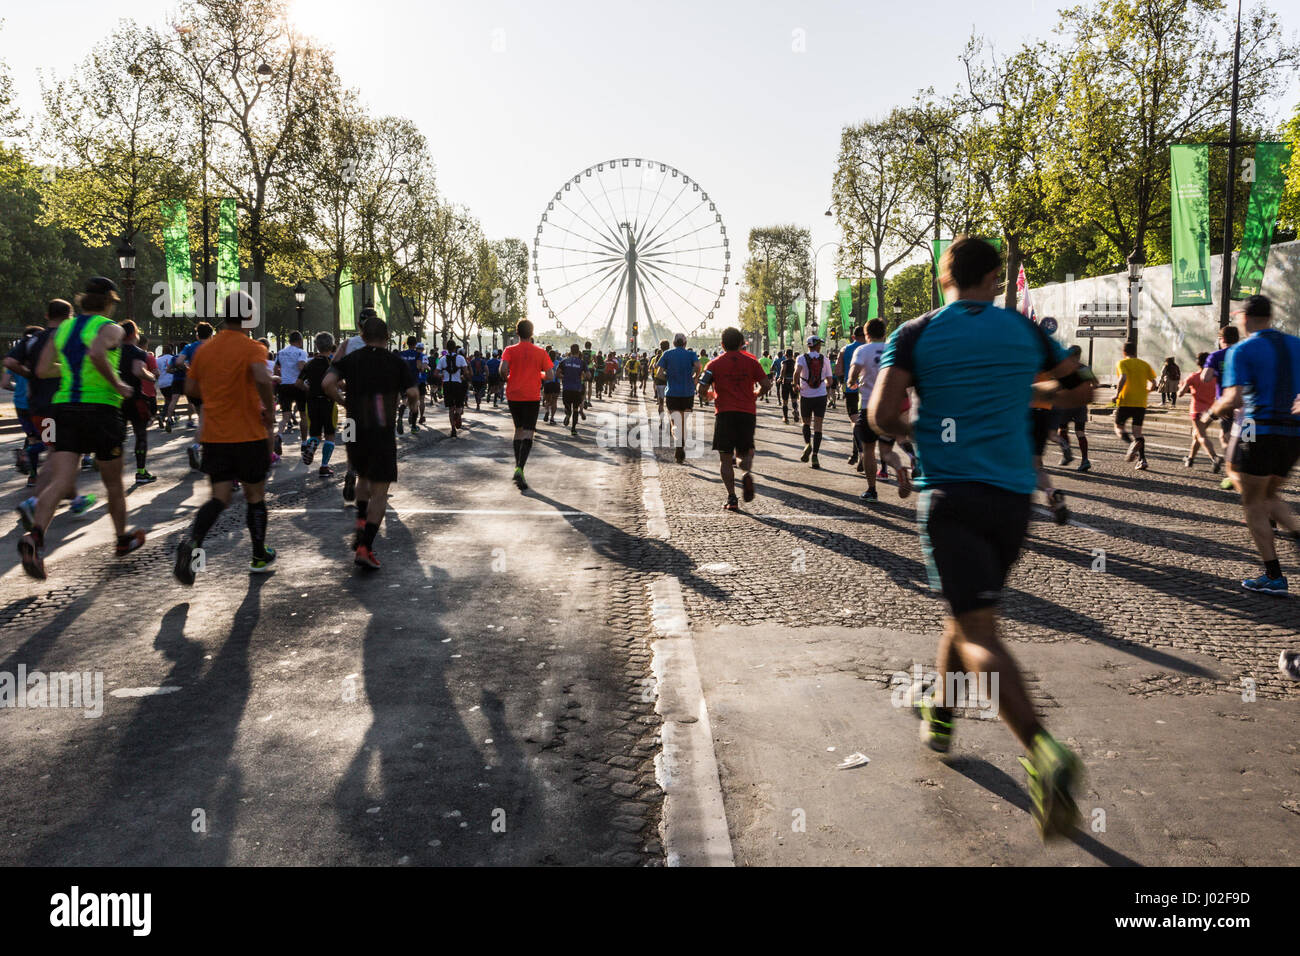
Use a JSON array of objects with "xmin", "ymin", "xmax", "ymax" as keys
[
  {"xmin": 738, "ymin": 225, "xmax": 811, "ymax": 349},
  {"xmin": 486, "ymin": 238, "xmax": 528, "ymax": 347},
  {"xmin": 1054, "ymin": 0, "xmax": 1299, "ymax": 271},
  {"xmin": 884, "ymin": 263, "xmax": 933, "ymax": 330},
  {"xmin": 1278, "ymin": 101, "xmax": 1300, "ymax": 237}
]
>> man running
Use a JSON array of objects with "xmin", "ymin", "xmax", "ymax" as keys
[
  {"xmin": 868, "ymin": 237, "xmax": 1094, "ymax": 840},
  {"xmin": 275, "ymin": 331, "xmax": 310, "ymax": 441},
  {"xmin": 172, "ymin": 291, "xmax": 278, "ymax": 584},
  {"xmin": 1113, "ymin": 340, "xmax": 1157, "ymax": 471},
  {"xmin": 1054, "ymin": 345, "xmax": 1093, "ymax": 472},
  {"xmin": 795, "ymin": 335, "xmax": 832, "ymax": 469},
  {"xmin": 698, "ymin": 327, "xmax": 770, "ymax": 511},
  {"xmin": 582, "ymin": 341, "xmax": 595, "ymax": 408},
  {"xmin": 841, "ymin": 325, "xmax": 866, "ymax": 467},
  {"xmin": 469, "ymin": 349, "xmax": 488, "ymax": 410},
  {"xmin": 175, "ymin": 322, "xmax": 214, "ymax": 470},
  {"xmin": 541, "ymin": 347, "xmax": 563, "ymax": 423},
  {"xmin": 777, "ymin": 347, "xmax": 798, "ymax": 423},
  {"xmin": 658, "ymin": 332, "xmax": 700, "ymax": 464},
  {"xmin": 116, "ymin": 320, "xmax": 158, "ymax": 485},
  {"xmin": 323, "ymin": 315, "xmax": 418, "ymax": 570},
  {"xmin": 299, "ymin": 332, "xmax": 339, "ymax": 477},
  {"xmin": 19, "ymin": 277, "xmax": 147, "ymax": 579},
  {"xmin": 487, "ymin": 349, "xmax": 503, "ymax": 406},
  {"xmin": 500, "ymin": 319, "xmax": 555, "ymax": 490},
  {"xmin": 1202, "ymin": 324, "xmax": 1243, "ymax": 491},
  {"xmin": 1177, "ymin": 350, "xmax": 1222, "ymax": 471},
  {"xmin": 758, "ymin": 351, "xmax": 773, "ymax": 403},
  {"xmin": 846, "ymin": 319, "xmax": 911, "ymax": 502},
  {"xmin": 1200, "ymin": 295, "xmax": 1300, "ymax": 594},
  {"xmin": 558, "ymin": 344, "xmax": 587, "ymax": 436},
  {"xmin": 332, "ymin": 308, "xmax": 375, "ymax": 503},
  {"xmin": 398, "ymin": 336, "xmax": 426, "ymax": 433}
]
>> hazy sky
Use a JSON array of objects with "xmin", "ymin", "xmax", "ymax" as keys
[{"xmin": 5, "ymin": 1, "xmax": 1297, "ymax": 333}]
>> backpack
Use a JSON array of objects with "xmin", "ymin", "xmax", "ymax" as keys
[{"xmin": 805, "ymin": 353, "xmax": 824, "ymax": 385}]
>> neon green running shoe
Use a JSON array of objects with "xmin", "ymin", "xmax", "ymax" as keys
[
  {"xmin": 250, "ymin": 547, "xmax": 278, "ymax": 574},
  {"xmin": 916, "ymin": 699, "xmax": 955, "ymax": 753},
  {"xmin": 1018, "ymin": 732, "xmax": 1083, "ymax": 841}
]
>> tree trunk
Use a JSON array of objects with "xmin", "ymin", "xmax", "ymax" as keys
[{"xmin": 1003, "ymin": 232, "xmax": 1022, "ymax": 313}]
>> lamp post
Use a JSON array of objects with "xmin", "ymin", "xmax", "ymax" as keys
[
  {"xmin": 1126, "ymin": 247, "xmax": 1146, "ymax": 352},
  {"xmin": 294, "ymin": 280, "xmax": 306, "ymax": 335},
  {"xmin": 117, "ymin": 242, "xmax": 137, "ymax": 328},
  {"xmin": 893, "ymin": 298, "xmax": 903, "ymax": 330}
]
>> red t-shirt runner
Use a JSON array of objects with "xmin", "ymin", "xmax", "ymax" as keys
[
  {"xmin": 502, "ymin": 341, "xmax": 554, "ymax": 402},
  {"xmin": 706, "ymin": 350, "xmax": 767, "ymax": 414}
]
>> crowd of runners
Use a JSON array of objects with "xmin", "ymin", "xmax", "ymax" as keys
[{"xmin": 5, "ymin": 237, "xmax": 1300, "ymax": 839}]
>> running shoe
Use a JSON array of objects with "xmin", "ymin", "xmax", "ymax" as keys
[
  {"xmin": 800, "ymin": 443, "xmax": 812, "ymax": 463},
  {"xmin": 15, "ymin": 448, "xmax": 30, "ymax": 474},
  {"xmin": 570, "ymin": 427, "xmax": 577, "ymax": 437},
  {"xmin": 915, "ymin": 699, "xmax": 954, "ymax": 754},
  {"xmin": 1212, "ymin": 456, "xmax": 1223, "ymax": 474},
  {"xmin": 419, "ymin": 416, "xmax": 426, "ymax": 425},
  {"xmin": 810, "ymin": 454, "xmax": 821, "ymax": 470},
  {"xmin": 1279, "ymin": 650, "xmax": 1300, "ymax": 680},
  {"xmin": 16, "ymin": 496, "xmax": 37, "ymax": 531},
  {"xmin": 1241, "ymin": 573, "xmax": 1288, "ymax": 595},
  {"xmin": 250, "ymin": 548, "xmax": 277, "ymax": 574},
  {"xmin": 270, "ymin": 452, "xmax": 280, "ymax": 466},
  {"xmin": 80, "ymin": 454, "xmax": 94, "ymax": 471},
  {"xmin": 512, "ymin": 467, "xmax": 528, "ymax": 491},
  {"xmin": 675, "ymin": 446, "xmax": 685, "ymax": 464},
  {"xmin": 301, "ymin": 439, "xmax": 317, "ymax": 466},
  {"xmin": 354, "ymin": 545, "xmax": 381, "ymax": 570},
  {"xmin": 1059, "ymin": 443, "xmax": 1074, "ymax": 466},
  {"xmin": 135, "ymin": 469, "xmax": 157, "ymax": 484},
  {"xmin": 1124, "ymin": 439, "xmax": 1140, "ymax": 462},
  {"xmin": 26, "ymin": 471, "xmax": 37, "ymax": 487},
  {"xmin": 860, "ymin": 488, "xmax": 878, "ymax": 502},
  {"xmin": 164, "ymin": 417, "xmax": 173, "ymax": 433},
  {"xmin": 173, "ymin": 536, "xmax": 198, "ymax": 586},
  {"xmin": 342, "ymin": 470, "xmax": 357, "ymax": 502},
  {"xmin": 877, "ymin": 466, "xmax": 889, "ymax": 480},
  {"xmin": 273, "ymin": 434, "xmax": 283, "ymax": 457},
  {"xmin": 1019, "ymin": 733, "xmax": 1083, "ymax": 840},
  {"xmin": 1182, "ymin": 456, "xmax": 1193, "ymax": 468},
  {"xmin": 18, "ymin": 532, "xmax": 45, "ymax": 580},
  {"xmin": 411, "ymin": 422, "xmax": 421, "ymax": 434},
  {"xmin": 114, "ymin": 529, "xmax": 147, "ymax": 557},
  {"xmin": 895, "ymin": 466, "xmax": 913, "ymax": 500},
  {"xmin": 1220, "ymin": 477, "xmax": 1235, "ymax": 491},
  {"xmin": 1135, "ymin": 459, "xmax": 1149, "ymax": 471},
  {"xmin": 1047, "ymin": 490, "xmax": 1069, "ymax": 525},
  {"xmin": 352, "ymin": 517, "xmax": 366, "ymax": 550},
  {"xmin": 70, "ymin": 494, "xmax": 96, "ymax": 516},
  {"xmin": 187, "ymin": 444, "xmax": 202, "ymax": 471},
  {"xmin": 847, "ymin": 450, "xmax": 858, "ymax": 465},
  {"xmin": 723, "ymin": 495, "xmax": 740, "ymax": 512},
  {"xmin": 318, "ymin": 465, "xmax": 335, "ymax": 477},
  {"xmin": 741, "ymin": 472, "xmax": 754, "ymax": 502}
]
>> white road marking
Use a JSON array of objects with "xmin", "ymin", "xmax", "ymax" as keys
[
  {"xmin": 638, "ymin": 397, "xmax": 734, "ymax": 868},
  {"xmin": 109, "ymin": 686, "xmax": 182, "ymax": 698}
]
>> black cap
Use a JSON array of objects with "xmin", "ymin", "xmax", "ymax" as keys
[
  {"xmin": 1238, "ymin": 294, "xmax": 1271, "ymax": 318},
  {"xmin": 84, "ymin": 276, "xmax": 119, "ymax": 295}
]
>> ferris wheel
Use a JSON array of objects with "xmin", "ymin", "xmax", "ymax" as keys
[{"xmin": 533, "ymin": 158, "xmax": 729, "ymax": 351}]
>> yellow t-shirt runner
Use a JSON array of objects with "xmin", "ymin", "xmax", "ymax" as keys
[{"xmin": 1115, "ymin": 356, "xmax": 1156, "ymax": 407}]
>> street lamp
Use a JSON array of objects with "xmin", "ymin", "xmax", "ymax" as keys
[
  {"xmin": 1126, "ymin": 246, "xmax": 1146, "ymax": 350},
  {"xmin": 893, "ymin": 298, "xmax": 903, "ymax": 318},
  {"xmin": 117, "ymin": 242, "xmax": 137, "ymax": 326},
  {"xmin": 294, "ymin": 280, "xmax": 306, "ymax": 334}
]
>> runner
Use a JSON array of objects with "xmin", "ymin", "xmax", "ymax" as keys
[
  {"xmin": 867, "ymin": 237, "xmax": 1094, "ymax": 839},
  {"xmin": 487, "ymin": 349, "xmax": 503, "ymax": 406},
  {"xmin": 658, "ymin": 333, "xmax": 701, "ymax": 464},
  {"xmin": 601, "ymin": 352, "xmax": 617, "ymax": 401},
  {"xmin": 500, "ymin": 319, "xmax": 555, "ymax": 491},
  {"xmin": 116, "ymin": 320, "xmax": 158, "ymax": 485},
  {"xmin": 1031, "ymin": 372, "xmax": 1070, "ymax": 523},
  {"xmin": 639, "ymin": 351, "xmax": 651, "ymax": 395},
  {"xmin": 625, "ymin": 352, "xmax": 640, "ymax": 396},
  {"xmin": 322, "ymin": 315, "xmax": 419, "ymax": 570},
  {"xmin": 1156, "ymin": 356, "xmax": 1181, "ymax": 407},
  {"xmin": 758, "ymin": 351, "xmax": 773, "ymax": 403},
  {"xmin": 175, "ymin": 322, "xmax": 213, "ymax": 470},
  {"xmin": 275, "ymin": 331, "xmax": 310, "ymax": 440},
  {"xmin": 3, "ymin": 324, "xmax": 44, "ymax": 487},
  {"xmin": 171, "ymin": 291, "xmax": 277, "ymax": 584},
  {"xmin": 582, "ymin": 341, "xmax": 595, "ymax": 409},
  {"xmin": 777, "ymin": 347, "xmax": 798, "ymax": 423},
  {"xmin": 299, "ymin": 332, "xmax": 339, "ymax": 477},
  {"xmin": 697, "ymin": 327, "xmax": 770, "ymax": 511},
  {"xmin": 840, "ymin": 325, "xmax": 866, "ymax": 466},
  {"xmin": 1202, "ymin": 325, "xmax": 1243, "ymax": 491},
  {"xmin": 558, "ymin": 344, "xmax": 587, "ymax": 436},
  {"xmin": 1177, "ymin": 351, "xmax": 1223, "ymax": 471},
  {"xmin": 6, "ymin": 303, "xmax": 71, "ymax": 497},
  {"xmin": 795, "ymin": 334, "xmax": 832, "ymax": 469},
  {"xmin": 846, "ymin": 319, "xmax": 912, "ymax": 501},
  {"xmin": 651, "ymin": 339, "xmax": 669, "ymax": 418},
  {"xmin": 1113, "ymin": 341, "xmax": 1157, "ymax": 471},
  {"xmin": 437, "ymin": 342, "xmax": 470, "ymax": 437},
  {"xmin": 397, "ymin": 337, "xmax": 426, "ymax": 433},
  {"xmin": 469, "ymin": 349, "xmax": 488, "ymax": 410},
  {"xmin": 1053, "ymin": 345, "xmax": 1093, "ymax": 472},
  {"xmin": 541, "ymin": 347, "xmax": 563, "ymax": 423},
  {"xmin": 19, "ymin": 277, "xmax": 147, "ymax": 580},
  {"xmin": 155, "ymin": 344, "xmax": 177, "ymax": 430},
  {"xmin": 1200, "ymin": 295, "xmax": 1300, "ymax": 594},
  {"xmin": 332, "ymin": 308, "xmax": 374, "ymax": 503}
]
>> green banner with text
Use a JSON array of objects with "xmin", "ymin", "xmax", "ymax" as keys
[
  {"xmin": 339, "ymin": 267, "xmax": 355, "ymax": 332},
  {"xmin": 160, "ymin": 200, "xmax": 195, "ymax": 316},
  {"xmin": 837, "ymin": 278, "xmax": 852, "ymax": 334},
  {"xmin": 766, "ymin": 304, "xmax": 777, "ymax": 345},
  {"xmin": 1231, "ymin": 142, "xmax": 1291, "ymax": 299},
  {"xmin": 1170, "ymin": 144, "xmax": 1213, "ymax": 306}
]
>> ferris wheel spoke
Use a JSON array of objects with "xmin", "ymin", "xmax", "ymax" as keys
[
  {"xmin": 640, "ymin": 263, "xmax": 710, "ymax": 317},
  {"xmin": 641, "ymin": 217, "xmax": 717, "ymax": 259},
  {"xmin": 636, "ymin": 181, "xmax": 689, "ymax": 249},
  {"xmin": 531, "ymin": 244, "xmax": 624, "ymax": 264},
  {"xmin": 634, "ymin": 169, "xmax": 670, "ymax": 248},
  {"xmin": 640, "ymin": 242, "xmax": 727, "ymax": 257},
  {"xmin": 638, "ymin": 203, "xmax": 702, "ymax": 255},
  {"xmin": 642, "ymin": 270, "xmax": 709, "ymax": 325},
  {"xmin": 572, "ymin": 182, "xmax": 629, "ymax": 249},
  {"xmin": 576, "ymin": 265, "xmax": 627, "ymax": 326},
  {"xmin": 545, "ymin": 259, "xmax": 623, "ymax": 299},
  {"xmin": 633, "ymin": 270, "xmax": 669, "ymax": 344},
  {"xmin": 639, "ymin": 257, "xmax": 723, "ymax": 299},
  {"xmin": 596, "ymin": 270, "xmax": 628, "ymax": 343},
  {"xmin": 594, "ymin": 171, "xmax": 627, "ymax": 242},
  {"xmin": 543, "ymin": 221, "xmax": 624, "ymax": 258}
]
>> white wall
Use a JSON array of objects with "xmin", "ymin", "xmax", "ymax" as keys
[{"xmin": 1030, "ymin": 240, "xmax": 1300, "ymax": 379}]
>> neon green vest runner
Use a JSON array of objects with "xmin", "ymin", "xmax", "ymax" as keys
[{"xmin": 52, "ymin": 314, "xmax": 121, "ymax": 406}]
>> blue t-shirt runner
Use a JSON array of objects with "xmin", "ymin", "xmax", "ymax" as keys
[
  {"xmin": 558, "ymin": 354, "xmax": 586, "ymax": 391},
  {"xmin": 1222, "ymin": 328, "xmax": 1300, "ymax": 438},
  {"xmin": 657, "ymin": 347, "xmax": 698, "ymax": 397}
]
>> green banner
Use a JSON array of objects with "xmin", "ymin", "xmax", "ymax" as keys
[
  {"xmin": 818, "ymin": 301, "xmax": 831, "ymax": 339},
  {"xmin": 160, "ymin": 200, "xmax": 195, "ymax": 316},
  {"xmin": 1232, "ymin": 142, "xmax": 1291, "ymax": 299},
  {"xmin": 339, "ymin": 267, "xmax": 355, "ymax": 332},
  {"xmin": 766, "ymin": 304, "xmax": 777, "ymax": 345},
  {"xmin": 866, "ymin": 277, "xmax": 879, "ymax": 319},
  {"xmin": 1170, "ymin": 144, "xmax": 1213, "ymax": 305},
  {"xmin": 836, "ymin": 278, "xmax": 853, "ymax": 334},
  {"xmin": 932, "ymin": 238, "xmax": 1001, "ymax": 304},
  {"xmin": 217, "ymin": 198, "xmax": 239, "ymax": 304}
]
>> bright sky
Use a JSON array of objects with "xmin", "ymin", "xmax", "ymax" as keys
[{"xmin": 5, "ymin": 0, "xmax": 1298, "ymax": 334}]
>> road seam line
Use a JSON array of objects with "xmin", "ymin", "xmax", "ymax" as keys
[{"xmin": 636, "ymin": 396, "xmax": 734, "ymax": 867}]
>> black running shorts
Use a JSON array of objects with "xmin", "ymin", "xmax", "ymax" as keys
[
  {"xmin": 1114, "ymin": 406, "xmax": 1146, "ymax": 428},
  {"xmin": 202, "ymin": 439, "xmax": 271, "ymax": 485},
  {"xmin": 711, "ymin": 411, "xmax": 757, "ymax": 456},
  {"xmin": 306, "ymin": 397, "xmax": 335, "ymax": 439},
  {"xmin": 443, "ymin": 381, "xmax": 468, "ymax": 408},
  {"xmin": 799, "ymin": 395, "xmax": 828, "ymax": 420},
  {"xmin": 845, "ymin": 392, "xmax": 860, "ymax": 417},
  {"xmin": 52, "ymin": 403, "xmax": 125, "ymax": 460},
  {"xmin": 666, "ymin": 395, "xmax": 694, "ymax": 413},
  {"xmin": 1230, "ymin": 433, "xmax": 1300, "ymax": 478},
  {"xmin": 1030, "ymin": 407, "xmax": 1054, "ymax": 456},
  {"xmin": 508, "ymin": 400, "xmax": 541, "ymax": 431},
  {"xmin": 346, "ymin": 428, "xmax": 398, "ymax": 482},
  {"xmin": 918, "ymin": 482, "xmax": 1031, "ymax": 616}
]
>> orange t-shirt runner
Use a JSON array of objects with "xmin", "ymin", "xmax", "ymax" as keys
[
  {"xmin": 187, "ymin": 329, "xmax": 269, "ymax": 443},
  {"xmin": 502, "ymin": 341, "xmax": 554, "ymax": 402}
]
